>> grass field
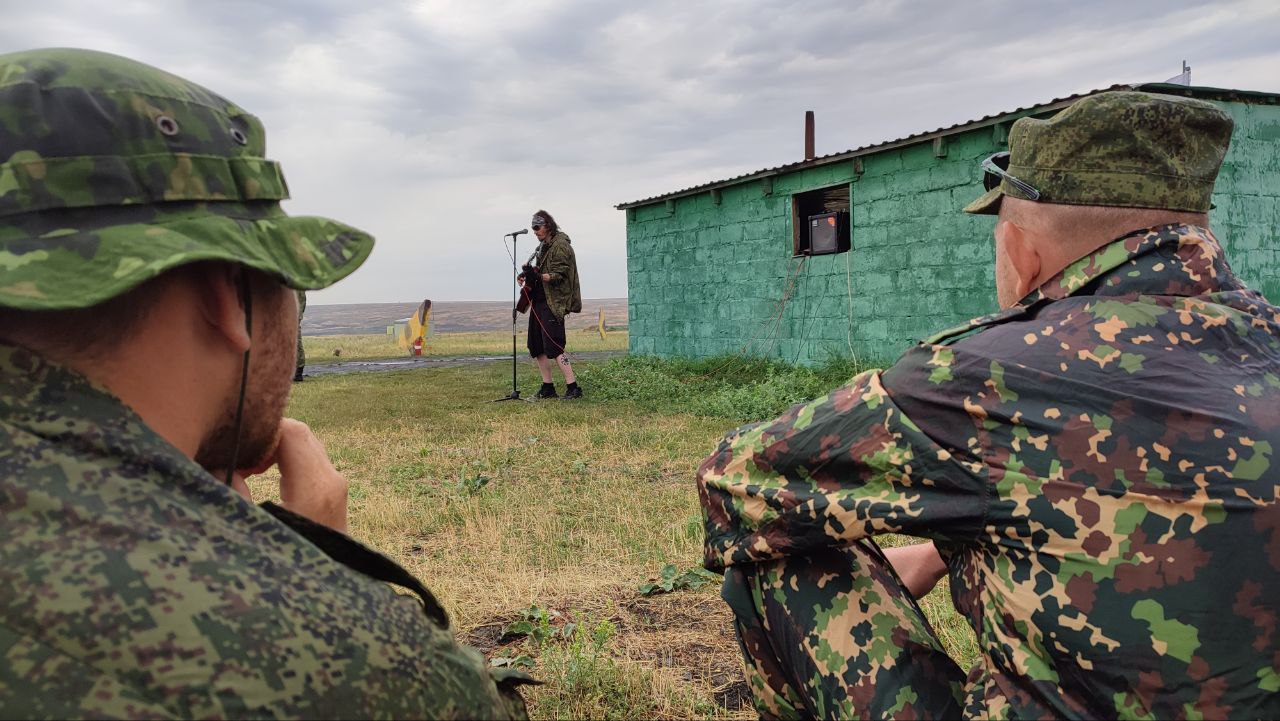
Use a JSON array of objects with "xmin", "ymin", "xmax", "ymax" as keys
[
  {"xmin": 248, "ymin": 350, "xmax": 978, "ymax": 719},
  {"xmin": 303, "ymin": 329, "xmax": 629, "ymax": 364}
]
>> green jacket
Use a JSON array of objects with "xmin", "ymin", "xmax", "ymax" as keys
[
  {"xmin": 0, "ymin": 345, "xmax": 529, "ymax": 719},
  {"xmin": 536, "ymin": 231, "xmax": 581, "ymax": 320}
]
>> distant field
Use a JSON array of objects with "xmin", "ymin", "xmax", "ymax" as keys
[
  {"xmin": 303, "ymin": 298, "xmax": 629, "ymax": 336},
  {"xmin": 304, "ymin": 329, "xmax": 629, "ymax": 365}
]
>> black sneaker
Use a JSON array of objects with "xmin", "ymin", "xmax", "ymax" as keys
[
  {"xmin": 533, "ymin": 385, "xmax": 558, "ymax": 400},
  {"xmin": 293, "ymin": 368, "xmax": 305, "ymax": 382},
  {"xmin": 562, "ymin": 385, "xmax": 583, "ymax": 400}
]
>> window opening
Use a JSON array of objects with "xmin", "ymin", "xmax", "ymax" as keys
[{"xmin": 793, "ymin": 183, "xmax": 850, "ymax": 256}]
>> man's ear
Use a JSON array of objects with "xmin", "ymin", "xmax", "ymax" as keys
[
  {"xmin": 1000, "ymin": 220, "xmax": 1043, "ymax": 299},
  {"xmin": 194, "ymin": 264, "xmax": 251, "ymax": 354}
]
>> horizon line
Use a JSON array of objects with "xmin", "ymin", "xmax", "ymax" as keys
[{"xmin": 309, "ymin": 297, "xmax": 628, "ymax": 306}]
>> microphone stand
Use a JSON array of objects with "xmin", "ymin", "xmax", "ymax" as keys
[{"xmin": 493, "ymin": 230, "xmax": 526, "ymax": 402}]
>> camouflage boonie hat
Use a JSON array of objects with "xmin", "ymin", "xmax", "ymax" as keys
[
  {"xmin": 0, "ymin": 48, "xmax": 374, "ymax": 310},
  {"xmin": 964, "ymin": 90, "xmax": 1233, "ymax": 215}
]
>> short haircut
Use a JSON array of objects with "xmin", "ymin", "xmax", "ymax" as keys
[
  {"xmin": 1001, "ymin": 200, "xmax": 1210, "ymax": 249},
  {"xmin": 0, "ymin": 276, "xmax": 160, "ymax": 359}
]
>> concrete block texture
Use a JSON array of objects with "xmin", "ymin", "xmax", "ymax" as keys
[{"xmin": 626, "ymin": 99, "xmax": 1280, "ymax": 364}]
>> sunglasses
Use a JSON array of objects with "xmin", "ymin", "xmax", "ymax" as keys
[
  {"xmin": 531, "ymin": 223, "xmax": 546, "ymax": 230},
  {"xmin": 981, "ymin": 152, "xmax": 1041, "ymax": 201}
]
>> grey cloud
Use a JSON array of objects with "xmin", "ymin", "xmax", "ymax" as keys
[{"xmin": 0, "ymin": 0, "xmax": 1277, "ymax": 304}]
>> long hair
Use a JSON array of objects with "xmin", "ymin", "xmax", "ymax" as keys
[{"xmin": 533, "ymin": 209, "xmax": 560, "ymax": 236}]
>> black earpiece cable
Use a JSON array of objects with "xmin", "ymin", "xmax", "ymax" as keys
[{"xmin": 224, "ymin": 273, "xmax": 253, "ymax": 486}]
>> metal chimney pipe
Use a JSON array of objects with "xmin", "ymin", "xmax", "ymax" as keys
[{"xmin": 804, "ymin": 111, "xmax": 815, "ymax": 160}]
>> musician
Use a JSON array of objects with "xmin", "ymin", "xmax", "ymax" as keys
[{"xmin": 518, "ymin": 210, "xmax": 583, "ymax": 399}]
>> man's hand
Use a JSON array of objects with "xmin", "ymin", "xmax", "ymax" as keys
[
  {"xmin": 541, "ymin": 273, "xmax": 551, "ymax": 282},
  {"xmin": 273, "ymin": 419, "xmax": 348, "ymax": 533},
  {"xmin": 223, "ymin": 418, "xmax": 349, "ymax": 533},
  {"xmin": 881, "ymin": 541, "xmax": 947, "ymax": 599}
]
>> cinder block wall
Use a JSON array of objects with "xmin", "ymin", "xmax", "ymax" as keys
[
  {"xmin": 1211, "ymin": 101, "xmax": 1280, "ymax": 303},
  {"xmin": 625, "ymin": 98, "xmax": 1280, "ymax": 364}
]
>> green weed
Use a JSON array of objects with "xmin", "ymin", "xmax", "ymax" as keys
[
  {"xmin": 502, "ymin": 605, "xmax": 568, "ymax": 648},
  {"xmin": 638, "ymin": 563, "xmax": 720, "ymax": 596}
]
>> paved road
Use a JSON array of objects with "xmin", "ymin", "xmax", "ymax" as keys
[{"xmin": 303, "ymin": 350, "xmax": 625, "ymax": 377}]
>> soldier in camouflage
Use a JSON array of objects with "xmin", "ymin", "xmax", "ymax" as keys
[
  {"xmin": 698, "ymin": 91, "xmax": 1279, "ymax": 719},
  {"xmin": 0, "ymin": 49, "xmax": 530, "ymax": 718},
  {"xmin": 296, "ymin": 290, "xmax": 306, "ymax": 381}
]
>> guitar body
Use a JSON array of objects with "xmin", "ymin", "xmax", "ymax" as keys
[{"xmin": 515, "ymin": 263, "xmax": 538, "ymax": 314}]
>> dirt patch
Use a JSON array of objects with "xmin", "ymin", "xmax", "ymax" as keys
[
  {"xmin": 459, "ymin": 587, "xmax": 754, "ymax": 717},
  {"xmin": 466, "ymin": 621, "xmax": 511, "ymax": 656},
  {"xmin": 615, "ymin": 593, "xmax": 752, "ymax": 715}
]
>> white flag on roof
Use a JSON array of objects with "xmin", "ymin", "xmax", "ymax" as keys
[{"xmin": 1165, "ymin": 62, "xmax": 1191, "ymax": 86}]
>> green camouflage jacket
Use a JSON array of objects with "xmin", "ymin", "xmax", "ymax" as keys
[
  {"xmin": 535, "ymin": 231, "xmax": 582, "ymax": 320},
  {"xmin": 698, "ymin": 225, "xmax": 1279, "ymax": 719},
  {"xmin": 0, "ymin": 346, "xmax": 527, "ymax": 719}
]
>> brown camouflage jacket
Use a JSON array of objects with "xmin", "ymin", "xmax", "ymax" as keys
[
  {"xmin": 699, "ymin": 225, "xmax": 1279, "ymax": 718},
  {"xmin": 0, "ymin": 346, "xmax": 527, "ymax": 719}
]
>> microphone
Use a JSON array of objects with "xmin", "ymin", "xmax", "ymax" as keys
[{"xmin": 509, "ymin": 229, "xmax": 529, "ymax": 236}]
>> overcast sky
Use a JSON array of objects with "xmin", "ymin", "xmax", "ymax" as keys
[{"xmin": 3, "ymin": 0, "xmax": 1278, "ymax": 304}]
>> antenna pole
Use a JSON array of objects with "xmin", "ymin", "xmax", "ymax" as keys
[{"xmin": 493, "ymin": 232, "xmax": 524, "ymax": 402}]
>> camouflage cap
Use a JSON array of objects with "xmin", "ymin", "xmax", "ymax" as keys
[
  {"xmin": 964, "ymin": 90, "xmax": 1233, "ymax": 215},
  {"xmin": 0, "ymin": 48, "xmax": 374, "ymax": 310}
]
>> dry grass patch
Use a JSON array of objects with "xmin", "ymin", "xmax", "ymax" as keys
[
  {"xmin": 269, "ymin": 363, "xmax": 726, "ymax": 630},
  {"xmin": 243, "ymin": 358, "xmax": 979, "ymax": 719}
]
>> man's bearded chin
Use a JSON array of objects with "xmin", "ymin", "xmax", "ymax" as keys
[
  {"xmin": 194, "ymin": 344, "xmax": 292, "ymax": 474},
  {"xmin": 195, "ymin": 405, "xmax": 283, "ymax": 473}
]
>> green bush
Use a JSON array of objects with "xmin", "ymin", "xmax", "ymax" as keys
[{"xmin": 577, "ymin": 353, "xmax": 886, "ymax": 422}]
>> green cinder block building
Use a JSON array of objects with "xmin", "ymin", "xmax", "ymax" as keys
[{"xmin": 616, "ymin": 83, "xmax": 1280, "ymax": 364}]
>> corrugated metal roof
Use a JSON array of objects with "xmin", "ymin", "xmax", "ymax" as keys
[{"xmin": 615, "ymin": 83, "xmax": 1280, "ymax": 210}]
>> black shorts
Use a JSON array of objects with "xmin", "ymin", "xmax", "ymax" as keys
[{"xmin": 527, "ymin": 301, "xmax": 567, "ymax": 358}]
